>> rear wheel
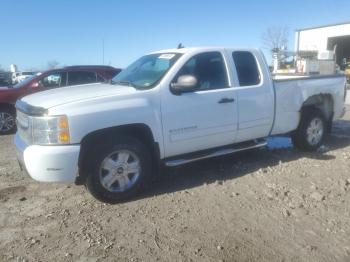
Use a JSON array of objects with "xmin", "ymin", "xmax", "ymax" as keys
[
  {"xmin": 0, "ymin": 108, "xmax": 16, "ymax": 135},
  {"xmin": 291, "ymin": 108, "xmax": 326, "ymax": 151},
  {"xmin": 85, "ymin": 136, "xmax": 151, "ymax": 203}
]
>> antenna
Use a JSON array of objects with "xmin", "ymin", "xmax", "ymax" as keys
[
  {"xmin": 102, "ymin": 38, "xmax": 105, "ymax": 65},
  {"xmin": 177, "ymin": 43, "xmax": 184, "ymax": 49}
]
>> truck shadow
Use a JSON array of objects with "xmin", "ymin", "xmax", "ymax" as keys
[{"xmin": 136, "ymin": 119, "xmax": 350, "ymax": 201}]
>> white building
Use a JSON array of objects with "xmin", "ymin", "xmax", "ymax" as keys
[{"xmin": 295, "ymin": 21, "xmax": 350, "ymax": 68}]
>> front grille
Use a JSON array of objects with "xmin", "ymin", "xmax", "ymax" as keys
[{"xmin": 16, "ymin": 110, "xmax": 31, "ymax": 145}]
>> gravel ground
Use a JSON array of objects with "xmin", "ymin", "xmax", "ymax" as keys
[{"xmin": 0, "ymin": 105, "xmax": 350, "ymax": 262}]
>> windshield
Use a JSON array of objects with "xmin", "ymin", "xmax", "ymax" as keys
[
  {"xmin": 13, "ymin": 75, "xmax": 37, "ymax": 88},
  {"xmin": 112, "ymin": 53, "xmax": 181, "ymax": 89}
]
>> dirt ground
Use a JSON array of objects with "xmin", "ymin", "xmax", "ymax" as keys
[{"xmin": 0, "ymin": 106, "xmax": 350, "ymax": 262}]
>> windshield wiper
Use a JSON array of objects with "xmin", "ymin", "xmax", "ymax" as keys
[{"xmin": 113, "ymin": 80, "xmax": 137, "ymax": 88}]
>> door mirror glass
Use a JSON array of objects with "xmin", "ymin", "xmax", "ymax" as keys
[
  {"xmin": 31, "ymin": 81, "xmax": 40, "ymax": 88},
  {"xmin": 170, "ymin": 75, "xmax": 198, "ymax": 94}
]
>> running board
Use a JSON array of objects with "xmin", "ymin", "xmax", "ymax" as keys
[{"xmin": 165, "ymin": 139, "xmax": 267, "ymax": 167}]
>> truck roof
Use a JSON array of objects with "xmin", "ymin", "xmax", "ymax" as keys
[
  {"xmin": 151, "ymin": 46, "xmax": 259, "ymax": 54},
  {"xmin": 63, "ymin": 65, "xmax": 117, "ymax": 70}
]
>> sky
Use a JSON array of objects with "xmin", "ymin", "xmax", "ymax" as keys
[{"xmin": 1, "ymin": 0, "xmax": 350, "ymax": 71}]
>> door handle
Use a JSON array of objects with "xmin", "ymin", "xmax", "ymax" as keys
[{"xmin": 218, "ymin": 97, "xmax": 235, "ymax": 104}]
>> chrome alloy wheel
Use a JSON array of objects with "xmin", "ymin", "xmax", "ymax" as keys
[
  {"xmin": 99, "ymin": 149, "xmax": 141, "ymax": 193},
  {"xmin": 306, "ymin": 117, "xmax": 324, "ymax": 146},
  {"xmin": 0, "ymin": 112, "xmax": 15, "ymax": 133}
]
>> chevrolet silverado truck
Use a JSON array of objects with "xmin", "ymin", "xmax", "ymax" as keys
[{"xmin": 14, "ymin": 47, "xmax": 347, "ymax": 203}]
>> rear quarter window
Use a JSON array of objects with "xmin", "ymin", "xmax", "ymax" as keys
[
  {"xmin": 97, "ymin": 74, "xmax": 106, "ymax": 82},
  {"xmin": 232, "ymin": 51, "xmax": 261, "ymax": 86}
]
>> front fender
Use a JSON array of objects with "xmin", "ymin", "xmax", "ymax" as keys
[{"xmin": 48, "ymin": 95, "xmax": 164, "ymax": 158}]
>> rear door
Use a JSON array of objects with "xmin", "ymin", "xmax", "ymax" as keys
[
  {"xmin": 67, "ymin": 71, "xmax": 97, "ymax": 86},
  {"xmin": 228, "ymin": 50, "xmax": 274, "ymax": 142},
  {"xmin": 161, "ymin": 51, "xmax": 238, "ymax": 157}
]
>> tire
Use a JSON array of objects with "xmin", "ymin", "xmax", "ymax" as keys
[
  {"xmin": 291, "ymin": 108, "xmax": 326, "ymax": 152},
  {"xmin": 85, "ymin": 136, "xmax": 152, "ymax": 203},
  {"xmin": 0, "ymin": 107, "xmax": 16, "ymax": 135}
]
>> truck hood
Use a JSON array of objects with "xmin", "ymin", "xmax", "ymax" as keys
[{"xmin": 21, "ymin": 83, "xmax": 136, "ymax": 109}]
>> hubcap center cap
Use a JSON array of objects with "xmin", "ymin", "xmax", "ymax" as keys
[{"xmin": 116, "ymin": 167, "xmax": 124, "ymax": 175}]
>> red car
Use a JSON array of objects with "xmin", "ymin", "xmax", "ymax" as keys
[{"xmin": 0, "ymin": 65, "xmax": 121, "ymax": 134}]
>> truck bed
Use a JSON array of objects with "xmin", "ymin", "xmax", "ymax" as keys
[{"xmin": 271, "ymin": 74, "xmax": 346, "ymax": 136}]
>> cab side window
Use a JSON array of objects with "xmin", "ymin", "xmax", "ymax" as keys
[
  {"xmin": 232, "ymin": 51, "xmax": 261, "ymax": 86},
  {"xmin": 175, "ymin": 52, "xmax": 228, "ymax": 90},
  {"xmin": 41, "ymin": 72, "xmax": 65, "ymax": 89},
  {"xmin": 67, "ymin": 71, "xmax": 97, "ymax": 86}
]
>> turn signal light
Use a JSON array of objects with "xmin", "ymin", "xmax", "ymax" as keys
[{"xmin": 58, "ymin": 131, "xmax": 70, "ymax": 143}]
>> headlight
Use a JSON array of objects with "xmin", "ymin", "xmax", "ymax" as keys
[{"xmin": 32, "ymin": 115, "xmax": 70, "ymax": 145}]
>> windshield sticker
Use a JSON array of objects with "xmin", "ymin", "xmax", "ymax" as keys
[{"xmin": 158, "ymin": 54, "xmax": 175, "ymax": 59}]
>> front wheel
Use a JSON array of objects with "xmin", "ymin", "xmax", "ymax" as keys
[
  {"xmin": 291, "ymin": 108, "xmax": 326, "ymax": 151},
  {"xmin": 0, "ymin": 108, "xmax": 16, "ymax": 135},
  {"xmin": 85, "ymin": 136, "xmax": 152, "ymax": 203}
]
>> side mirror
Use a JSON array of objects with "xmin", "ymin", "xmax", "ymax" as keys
[
  {"xmin": 31, "ymin": 82, "xmax": 40, "ymax": 88},
  {"xmin": 31, "ymin": 81, "xmax": 44, "ymax": 89},
  {"xmin": 170, "ymin": 75, "xmax": 198, "ymax": 95}
]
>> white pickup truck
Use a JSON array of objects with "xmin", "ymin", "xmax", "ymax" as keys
[{"xmin": 14, "ymin": 47, "xmax": 347, "ymax": 203}]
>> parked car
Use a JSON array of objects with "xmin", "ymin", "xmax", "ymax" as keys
[
  {"xmin": 0, "ymin": 72, "xmax": 12, "ymax": 87},
  {"xmin": 11, "ymin": 72, "xmax": 20, "ymax": 84},
  {"xmin": 16, "ymin": 71, "xmax": 38, "ymax": 83},
  {"xmin": 0, "ymin": 65, "xmax": 121, "ymax": 134},
  {"xmin": 14, "ymin": 47, "xmax": 347, "ymax": 203}
]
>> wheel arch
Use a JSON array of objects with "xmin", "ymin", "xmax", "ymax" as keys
[
  {"xmin": 300, "ymin": 93, "xmax": 334, "ymax": 123},
  {"xmin": 76, "ymin": 123, "xmax": 160, "ymax": 185}
]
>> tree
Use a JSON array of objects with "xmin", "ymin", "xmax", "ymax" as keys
[
  {"xmin": 47, "ymin": 60, "xmax": 59, "ymax": 69},
  {"xmin": 261, "ymin": 26, "xmax": 289, "ymax": 52},
  {"xmin": 262, "ymin": 27, "xmax": 291, "ymax": 71}
]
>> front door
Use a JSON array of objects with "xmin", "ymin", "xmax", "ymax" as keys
[{"xmin": 161, "ymin": 51, "xmax": 238, "ymax": 157}]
